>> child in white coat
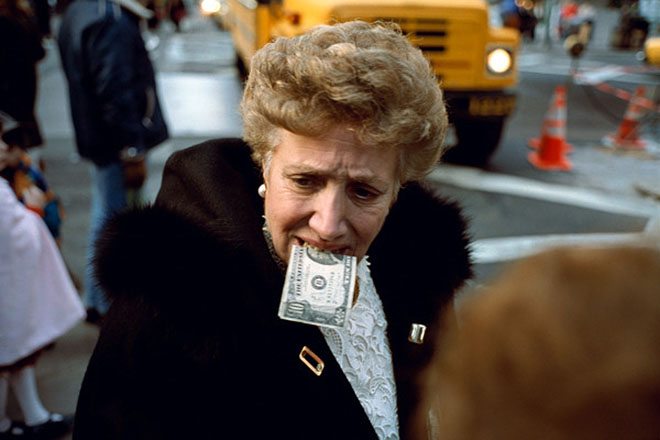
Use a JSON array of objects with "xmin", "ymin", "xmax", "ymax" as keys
[{"xmin": 0, "ymin": 114, "xmax": 85, "ymax": 439}]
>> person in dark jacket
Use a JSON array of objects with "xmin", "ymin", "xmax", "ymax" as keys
[
  {"xmin": 57, "ymin": 0, "xmax": 168, "ymax": 321},
  {"xmin": 73, "ymin": 21, "xmax": 472, "ymax": 440},
  {"xmin": 0, "ymin": 0, "xmax": 45, "ymax": 150},
  {"xmin": 28, "ymin": 0, "xmax": 51, "ymax": 39}
]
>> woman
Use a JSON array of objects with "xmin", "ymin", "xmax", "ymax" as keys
[{"xmin": 73, "ymin": 21, "xmax": 472, "ymax": 439}]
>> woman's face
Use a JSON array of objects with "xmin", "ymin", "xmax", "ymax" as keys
[{"xmin": 263, "ymin": 127, "xmax": 399, "ymax": 263}]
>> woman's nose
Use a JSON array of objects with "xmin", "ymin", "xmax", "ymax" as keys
[{"xmin": 309, "ymin": 187, "xmax": 348, "ymax": 241}]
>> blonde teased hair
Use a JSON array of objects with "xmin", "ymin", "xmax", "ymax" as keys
[{"xmin": 240, "ymin": 20, "xmax": 447, "ymax": 183}]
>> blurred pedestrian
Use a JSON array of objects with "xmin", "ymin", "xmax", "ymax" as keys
[
  {"xmin": 559, "ymin": 0, "xmax": 595, "ymax": 40},
  {"xmin": 0, "ymin": 113, "xmax": 85, "ymax": 440},
  {"xmin": 500, "ymin": 0, "xmax": 537, "ymax": 41},
  {"xmin": 500, "ymin": 0, "xmax": 522, "ymax": 30},
  {"xmin": 57, "ymin": 0, "xmax": 169, "ymax": 323},
  {"xmin": 0, "ymin": 0, "xmax": 45, "ymax": 150},
  {"xmin": 73, "ymin": 20, "xmax": 472, "ymax": 439},
  {"xmin": 27, "ymin": 0, "xmax": 50, "ymax": 39},
  {"xmin": 417, "ymin": 245, "xmax": 660, "ymax": 440},
  {"xmin": 167, "ymin": 0, "xmax": 185, "ymax": 31}
]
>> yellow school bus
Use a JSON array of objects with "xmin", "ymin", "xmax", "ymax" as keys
[{"xmin": 223, "ymin": 0, "xmax": 520, "ymax": 166}]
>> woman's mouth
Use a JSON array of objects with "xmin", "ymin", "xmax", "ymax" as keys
[{"xmin": 294, "ymin": 237, "xmax": 352, "ymax": 256}]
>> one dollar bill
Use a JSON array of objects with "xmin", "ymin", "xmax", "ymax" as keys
[{"xmin": 278, "ymin": 245, "xmax": 357, "ymax": 329}]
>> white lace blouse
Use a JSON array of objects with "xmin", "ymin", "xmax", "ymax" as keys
[{"xmin": 319, "ymin": 257, "xmax": 400, "ymax": 440}]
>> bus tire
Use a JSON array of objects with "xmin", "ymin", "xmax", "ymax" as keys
[
  {"xmin": 442, "ymin": 117, "xmax": 506, "ymax": 167},
  {"xmin": 235, "ymin": 52, "xmax": 248, "ymax": 82}
]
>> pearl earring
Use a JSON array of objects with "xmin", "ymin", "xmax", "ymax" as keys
[{"xmin": 258, "ymin": 184, "xmax": 266, "ymax": 198}]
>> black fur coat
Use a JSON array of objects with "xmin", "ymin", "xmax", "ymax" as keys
[{"xmin": 73, "ymin": 138, "xmax": 472, "ymax": 440}]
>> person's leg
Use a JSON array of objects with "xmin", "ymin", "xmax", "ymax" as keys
[
  {"xmin": 7, "ymin": 367, "xmax": 74, "ymax": 437},
  {"xmin": 0, "ymin": 374, "xmax": 10, "ymax": 432},
  {"xmin": 83, "ymin": 162, "xmax": 127, "ymax": 316},
  {"xmin": 8, "ymin": 367, "xmax": 48, "ymax": 426}
]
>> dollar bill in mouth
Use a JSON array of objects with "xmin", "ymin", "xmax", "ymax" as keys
[{"xmin": 278, "ymin": 245, "xmax": 357, "ymax": 329}]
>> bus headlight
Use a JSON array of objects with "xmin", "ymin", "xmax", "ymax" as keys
[
  {"xmin": 486, "ymin": 47, "xmax": 513, "ymax": 75},
  {"xmin": 200, "ymin": 0, "xmax": 222, "ymax": 15}
]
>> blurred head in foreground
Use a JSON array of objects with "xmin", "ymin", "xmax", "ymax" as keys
[{"xmin": 418, "ymin": 245, "xmax": 660, "ymax": 440}]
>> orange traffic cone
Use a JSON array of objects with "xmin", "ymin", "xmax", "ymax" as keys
[
  {"xmin": 528, "ymin": 85, "xmax": 572, "ymax": 171},
  {"xmin": 603, "ymin": 86, "xmax": 647, "ymax": 150}
]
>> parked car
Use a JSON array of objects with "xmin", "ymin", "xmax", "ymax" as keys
[{"xmin": 611, "ymin": 4, "xmax": 650, "ymax": 49}]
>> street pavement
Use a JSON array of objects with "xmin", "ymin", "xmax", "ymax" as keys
[{"xmin": 9, "ymin": 9, "xmax": 659, "ymax": 439}]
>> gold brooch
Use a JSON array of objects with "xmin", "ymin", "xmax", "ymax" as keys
[{"xmin": 299, "ymin": 346, "xmax": 324, "ymax": 376}]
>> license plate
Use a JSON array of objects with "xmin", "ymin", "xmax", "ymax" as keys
[{"xmin": 468, "ymin": 96, "xmax": 516, "ymax": 116}]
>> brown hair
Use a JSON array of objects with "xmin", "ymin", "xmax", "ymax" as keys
[
  {"xmin": 418, "ymin": 246, "xmax": 660, "ymax": 440},
  {"xmin": 241, "ymin": 20, "xmax": 447, "ymax": 184}
]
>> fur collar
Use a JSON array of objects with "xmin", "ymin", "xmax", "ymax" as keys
[{"xmin": 94, "ymin": 139, "xmax": 472, "ymax": 316}]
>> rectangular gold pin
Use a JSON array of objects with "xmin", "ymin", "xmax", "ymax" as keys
[
  {"xmin": 408, "ymin": 323, "xmax": 427, "ymax": 344},
  {"xmin": 299, "ymin": 346, "xmax": 324, "ymax": 376}
]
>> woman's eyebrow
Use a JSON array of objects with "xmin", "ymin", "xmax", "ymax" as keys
[
  {"xmin": 283, "ymin": 164, "xmax": 321, "ymax": 174},
  {"xmin": 284, "ymin": 164, "xmax": 380, "ymax": 181},
  {"xmin": 351, "ymin": 176, "xmax": 390, "ymax": 190}
]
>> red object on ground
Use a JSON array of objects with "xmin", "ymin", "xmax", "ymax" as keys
[
  {"xmin": 528, "ymin": 85, "xmax": 573, "ymax": 171},
  {"xmin": 603, "ymin": 86, "xmax": 648, "ymax": 150}
]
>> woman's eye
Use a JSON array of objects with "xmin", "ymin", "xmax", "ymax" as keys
[
  {"xmin": 291, "ymin": 176, "xmax": 316, "ymax": 189},
  {"xmin": 352, "ymin": 185, "xmax": 379, "ymax": 201}
]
